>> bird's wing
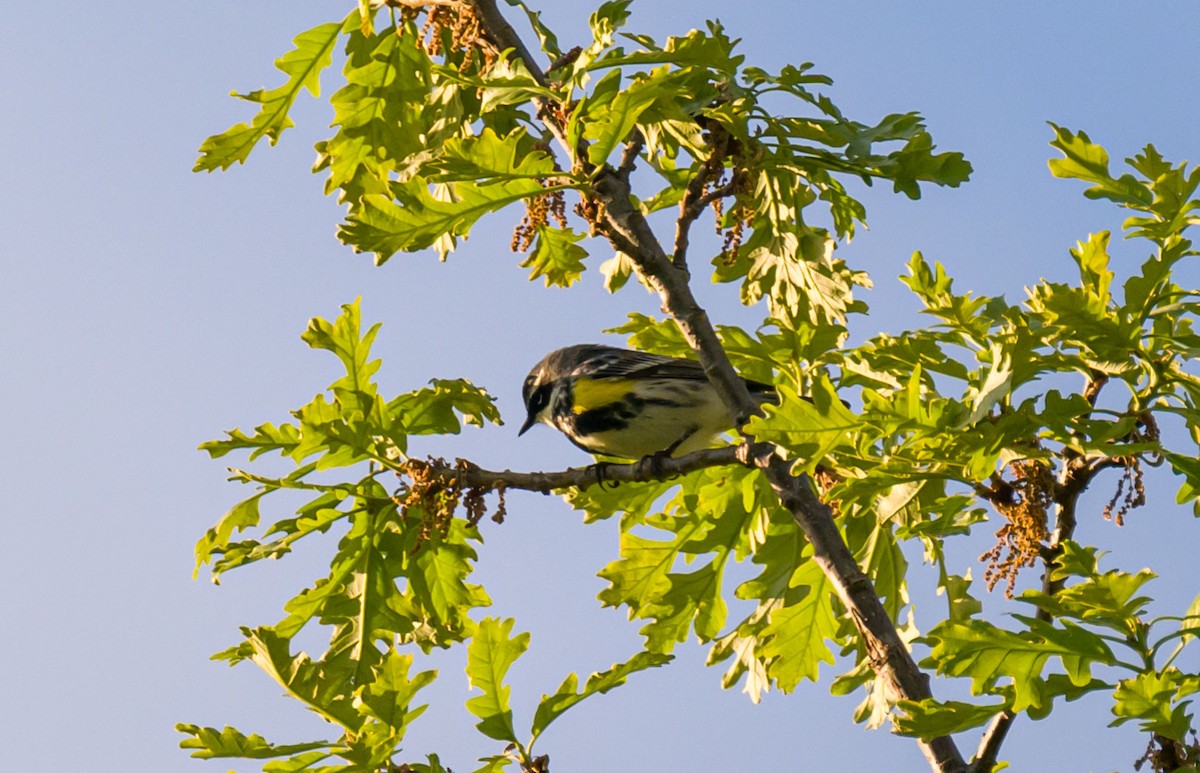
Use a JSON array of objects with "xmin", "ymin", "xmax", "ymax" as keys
[
  {"xmin": 572, "ymin": 346, "xmax": 775, "ymax": 394},
  {"xmin": 573, "ymin": 347, "xmax": 709, "ymax": 381}
]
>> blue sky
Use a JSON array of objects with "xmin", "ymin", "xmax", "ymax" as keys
[{"xmin": 3, "ymin": 2, "xmax": 1200, "ymax": 771}]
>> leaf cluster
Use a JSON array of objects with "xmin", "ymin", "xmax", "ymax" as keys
[
  {"xmin": 182, "ymin": 299, "xmax": 674, "ymax": 772},
  {"xmin": 901, "ymin": 544, "xmax": 1200, "ymax": 750},
  {"xmin": 183, "ymin": 300, "xmax": 505, "ymax": 770},
  {"xmin": 197, "ymin": 1, "xmax": 969, "ymax": 327}
]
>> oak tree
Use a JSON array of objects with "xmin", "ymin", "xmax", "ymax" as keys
[{"xmin": 180, "ymin": 2, "xmax": 1200, "ymax": 771}]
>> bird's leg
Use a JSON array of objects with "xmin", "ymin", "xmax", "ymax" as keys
[
  {"xmin": 586, "ymin": 460, "xmax": 619, "ymax": 489},
  {"xmin": 634, "ymin": 451, "xmax": 669, "ymax": 479},
  {"xmin": 635, "ymin": 426, "xmax": 699, "ymax": 479},
  {"xmin": 661, "ymin": 425, "xmax": 699, "ymax": 458},
  {"xmin": 587, "ymin": 426, "xmax": 701, "ymax": 488}
]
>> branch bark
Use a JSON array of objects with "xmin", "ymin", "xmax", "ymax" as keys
[
  {"xmin": 672, "ymin": 159, "xmax": 718, "ymax": 269},
  {"xmin": 616, "ymin": 131, "xmax": 645, "ymax": 182},
  {"xmin": 415, "ymin": 444, "xmax": 753, "ymax": 494},
  {"xmin": 469, "ymin": 3, "xmax": 968, "ymax": 770},
  {"xmin": 674, "ymin": 177, "xmax": 735, "ymax": 270}
]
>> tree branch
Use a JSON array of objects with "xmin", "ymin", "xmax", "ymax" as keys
[
  {"xmin": 414, "ymin": 444, "xmax": 753, "ymax": 494},
  {"xmin": 673, "ymin": 168, "xmax": 733, "ymax": 270},
  {"xmin": 969, "ymin": 712, "xmax": 1014, "ymax": 773},
  {"xmin": 616, "ymin": 130, "xmax": 645, "ymax": 182},
  {"xmin": 470, "ymin": 3, "xmax": 967, "ymax": 770},
  {"xmin": 374, "ymin": 0, "xmax": 460, "ymax": 8},
  {"xmin": 969, "ymin": 372, "xmax": 1109, "ymax": 772}
]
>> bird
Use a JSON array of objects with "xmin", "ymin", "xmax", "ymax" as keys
[{"xmin": 518, "ymin": 343, "xmax": 775, "ymax": 460}]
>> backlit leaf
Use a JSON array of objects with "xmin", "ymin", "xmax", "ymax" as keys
[
  {"xmin": 196, "ymin": 21, "xmax": 342, "ymax": 171},
  {"xmin": 176, "ymin": 724, "xmax": 329, "ymax": 760},
  {"xmin": 893, "ymin": 699, "xmax": 1005, "ymax": 740},
  {"xmin": 466, "ymin": 618, "xmax": 529, "ymax": 743},
  {"xmin": 529, "ymin": 652, "xmax": 673, "ymax": 745}
]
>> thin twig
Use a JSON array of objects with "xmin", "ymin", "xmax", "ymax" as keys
[
  {"xmin": 694, "ymin": 181, "xmax": 735, "ymax": 212},
  {"xmin": 546, "ymin": 46, "xmax": 582, "ymax": 74},
  {"xmin": 374, "ymin": 0, "xmax": 460, "ymax": 8},
  {"xmin": 970, "ymin": 373, "xmax": 1109, "ymax": 773},
  {"xmin": 616, "ymin": 130, "xmax": 645, "ymax": 182},
  {"xmin": 673, "ymin": 172, "xmax": 734, "ymax": 270},
  {"xmin": 671, "ymin": 162, "xmax": 716, "ymax": 269},
  {"xmin": 969, "ymin": 713, "xmax": 1014, "ymax": 773}
]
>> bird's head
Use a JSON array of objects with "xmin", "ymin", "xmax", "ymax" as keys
[{"xmin": 519, "ymin": 361, "xmax": 555, "ymax": 436}]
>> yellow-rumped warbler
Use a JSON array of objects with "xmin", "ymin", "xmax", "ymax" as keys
[{"xmin": 519, "ymin": 344, "xmax": 775, "ymax": 460}]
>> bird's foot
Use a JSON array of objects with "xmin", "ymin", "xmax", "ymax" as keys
[
  {"xmin": 587, "ymin": 461, "xmax": 619, "ymax": 489},
  {"xmin": 634, "ymin": 449, "xmax": 672, "ymax": 479}
]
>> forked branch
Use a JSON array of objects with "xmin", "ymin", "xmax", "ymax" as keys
[{"xmin": 674, "ymin": 172, "xmax": 735, "ymax": 269}]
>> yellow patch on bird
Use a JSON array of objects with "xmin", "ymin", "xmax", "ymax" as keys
[{"xmin": 572, "ymin": 377, "xmax": 634, "ymax": 413}]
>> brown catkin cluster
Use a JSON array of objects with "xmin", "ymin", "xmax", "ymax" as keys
[
  {"xmin": 512, "ymin": 182, "xmax": 568, "ymax": 252},
  {"xmin": 980, "ymin": 459, "xmax": 1055, "ymax": 598},
  {"xmin": 398, "ymin": 457, "xmax": 458, "ymax": 540},
  {"xmin": 417, "ymin": 3, "xmax": 487, "ymax": 72},
  {"xmin": 398, "ymin": 458, "xmax": 506, "ymax": 541},
  {"xmin": 573, "ymin": 194, "xmax": 606, "ymax": 235},
  {"xmin": 718, "ymin": 205, "xmax": 748, "ymax": 265},
  {"xmin": 710, "ymin": 194, "xmax": 724, "ymax": 223},
  {"xmin": 813, "ymin": 465, "xmax": 841, "ymax": 515},
  {"xmin": 1103, "ymin": 456, "xmax": 1145, "ymax": 526},
  {"xmin": 715, "ymin": 168, "xmax": 755, "ymax": 265},
  {"xmin": 692, "ymin": 116, "xmax": 751, "ymax": 266},
  {"xmin": 1101, "ymin": 411, "xmax": 1157, "ymax": 526}
]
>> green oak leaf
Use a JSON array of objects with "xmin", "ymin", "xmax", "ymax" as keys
[
  {"xmin": 1111, "ymin": 669, "xmax": 1195, "ymax": 741},
  {"xmin": 193, "ymin": 493, "xmax": 264, "ymax": 577},
  {"xmin": 245, "ymin": 627, "xmax": 363, "ymax": 730},
  {"xmin": 760, "ymin": 561, "xmax": 837, "ymax": 690},
  {"xmin": 584, "ymin": 75, "xmax": 665, "ymax": 165},
  {"xmin": 196, "ymin": 21, "xmax": 342, "ymax": 171},
  {"xmin": 1048, "ymin": 123, "xmax": 1153, "ymax": 207},
  {"xmin": 521, "ymin": 227, "xmax": 590, "ymax": 287},
  {"xmin": 176, "ymin": 724, "xmax": 330, "ymax": 760},
  {"xmin": 502, "ymin": 0, "xmax": 562, "ymax": 58},
  {"xmin": 355, "ymin": 650, "xmax": 437, "ymax": 733},
  {"xmin": 923, "ymin": 618, "xmax": 1114, "ymax": 712},
  {"xmin": 341, "ymin": 130, "xmax": 556, "ymax": 262},
  {"xmin": 529, "ymin": 651, "xmax": 673, "ymax": 747},
  {"xmin": 745, "ymin": 375, "xmax": 856, "ymax": 471},
  {"xmin": 892, "ymin": 699, "xmax": 1006, "ymax": 740},
  {"xmin": 466, "ymin": 618, "xmax": 530, "ymax": 743}
]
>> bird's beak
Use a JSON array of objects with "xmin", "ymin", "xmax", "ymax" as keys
[{"xmin": 518, "ymin": 413, "xmax": 536, "ymax": 436}]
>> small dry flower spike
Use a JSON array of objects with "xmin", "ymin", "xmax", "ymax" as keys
[
  {"xmin": 512, "ymin": 181, "xmax": 568, "ymax": 252},
  {"xmin": 1103, "ymin": 456, "xmax": 1145, "ymax": 527},
  {"xmin": 718, "ymin": 207, "xmax": 748, "ymax": 265},
  {"xmin": 417, "ymin": 2, "xmax": 488, "ymax": 72},
  {"xmin": 573, "ymin": 194, "xmax": 606, "ymax": 236},
  {"xmin": 979, "ymin": 459, "xmax": 1055, "ymax": 598},
  {"xmin": 398, "ymin": 458, "xmax": 507, "ymax": 540}
]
